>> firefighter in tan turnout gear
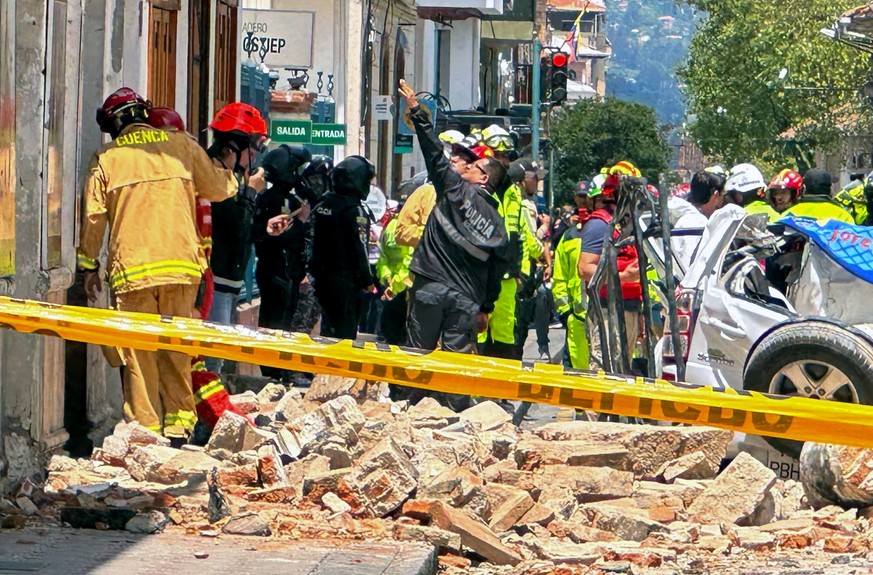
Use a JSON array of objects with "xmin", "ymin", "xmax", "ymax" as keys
[{"xmin": 77, "ymin": 87, "xmax": 257, "ymax": 443}]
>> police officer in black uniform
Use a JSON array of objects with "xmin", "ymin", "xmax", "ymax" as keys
[
  {"xmin": 252, "ymin": 145, "xmax": 313, "ymax": 381},
  {"xmin": 311, "ymin": 155, "xmax": 376, "ymax": 340}
]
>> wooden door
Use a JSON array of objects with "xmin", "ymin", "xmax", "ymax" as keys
[
  {"xmin": 214, "ymin": 0, "xmax": 238, "ymax": 113},
  {"xmin": 148, "ymin": 4, "xmax": 178, "ymax": 108},
  {"xmin": 187, "ymin": 0, "xmax": 210, "ymax": 142}
]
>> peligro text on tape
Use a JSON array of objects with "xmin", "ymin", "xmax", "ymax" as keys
[{"xmin": 0, "ymin": 295, "xmax": 870, "ymax": 447}]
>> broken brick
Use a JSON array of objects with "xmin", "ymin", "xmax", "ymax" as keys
[{"xmin": 429, "ymin": 501, "xmax": 522, "ymax": 566}]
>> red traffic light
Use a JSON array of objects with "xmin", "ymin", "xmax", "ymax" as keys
[{"xmin": 552, "ymin": 53, "xmax": 568, "ymax": 67}]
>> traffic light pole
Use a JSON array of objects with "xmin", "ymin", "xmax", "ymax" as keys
[{"xmin": 531, "ymin": 38, "xmax": 541, "ymax": 165}]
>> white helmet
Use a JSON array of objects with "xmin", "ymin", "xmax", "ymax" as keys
[
  {"xmin": 438, "ymin": 130, "xmax": 465, "ymax": 144},
  {"xmin": 725, "ymin": 163, "xmax": 766, "ymax": 194}
]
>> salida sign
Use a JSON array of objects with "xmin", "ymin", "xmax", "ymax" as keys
[
  {"xmin": 240, "ymin": 9, "xmax": 314, "ymax": 68},
  {"xmin": 271, "ymin": 119, "xmax": 347, "ymax": 146}
]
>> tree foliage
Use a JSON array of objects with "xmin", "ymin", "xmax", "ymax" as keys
[
  {"xmin": 550, "ymin": 97, "xmax": 671, "ymax": 205},
  {"xmin": 680, "ymin": 0, "xmax": 871, "ymax": 169},
  {"xmin": 605, "ymin": 0, "xmax": 697, "ymax": 125}
]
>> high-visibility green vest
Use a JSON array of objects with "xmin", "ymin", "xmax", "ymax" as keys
[{"xmin": 785, "ymin": 197, "xmax": 854, "ymax": 224}]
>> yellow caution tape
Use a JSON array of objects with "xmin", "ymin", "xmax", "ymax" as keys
[{"xmin": 1, "ymin": 295, "xmax": 872, "ymax": 447}]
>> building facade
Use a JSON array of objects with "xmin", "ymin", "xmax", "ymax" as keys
[{"xmin": 0, "ymin": 0, "xmax": 599, "ymax": 490}]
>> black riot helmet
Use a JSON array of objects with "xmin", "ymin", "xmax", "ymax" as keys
[
  {"xmin": 261, "ymin": 145, "xmax": 312, "ymax": 187},
  {"xmin": 331, "ymin": 155, "xmax": 376, "ymax": 201},
  {"xmin": 300, "ymin": 154, "xmax": 334, "ymax": 199}
]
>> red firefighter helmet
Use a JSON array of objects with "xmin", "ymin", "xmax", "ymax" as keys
[
  {"xmin": 768, "ymin": 169, "xmax": 804, "ymax": 201},
  {"xmin": 209, "ymin": 102, "xmax": 268, "ymax": 152},
  {"xmin": 600, "ymin": 161, "xmax": 641, "ymax": 201},
  {"xmin": 210, "ymin": 102, "xmax": 267, "ymax": 136},
  {"xmin": 95, "ymin": 87, "xmax": 151, "ymax": 133},
  {"xmin": 148, "ymin": 107, "xmax": 185, "ymax": 131}
]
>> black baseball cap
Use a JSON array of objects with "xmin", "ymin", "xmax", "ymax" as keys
[
  {"xmin": 803, "ymin": 168, "xmax": 831, "ymax": 195},
  {"xmin": 508, "ymin": 158, "xmax": 545, "ymax": 181}
]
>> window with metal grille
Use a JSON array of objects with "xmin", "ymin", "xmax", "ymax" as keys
[
  {"xmin": 215, "ymin": 0, "xmax": 238, "ymax": 113},
  {"xmin": 148, "ymin": 3, "xmax": 178, "ymax": 108}
]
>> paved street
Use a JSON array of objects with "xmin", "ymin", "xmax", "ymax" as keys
[
  {"xmin": 518, "ymin": 325, "xmax": 578, "ymax": 425},
  {"xmin": 0, "ymin": 526, "xmax": 436, "ymax": 575}
]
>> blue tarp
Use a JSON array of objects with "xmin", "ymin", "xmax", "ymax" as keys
[{"xmin": 781, "ymin": 215, "xmax": 873, "ymax": 284}]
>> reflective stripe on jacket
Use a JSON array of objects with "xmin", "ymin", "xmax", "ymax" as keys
[{"xmin": 78, "ymin": 124, "xmax": 238, "ymax": 293}]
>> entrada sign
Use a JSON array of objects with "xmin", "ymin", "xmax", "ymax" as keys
[{"xmin": 271, "ymin": 119, "xmax": 347, "ymax": 146}]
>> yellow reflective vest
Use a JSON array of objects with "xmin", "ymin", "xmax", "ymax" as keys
[
  {"xmin": 744, "ymin": 200, "xmax": 780, "ymax": 222},
  {"xmin": 552, "ymin": 224, "xmax": 585, "ymax": 320},
  {"xmin": 833, "ymin": 183, "xmax": 867, "ymax": 225},
  {"xmin": 785, "ymin": 196, "xmax": 854, "ymax": 224},
  {"xmin": 376, "ymin": 218, "xmax": 413, "ymax": 295}
]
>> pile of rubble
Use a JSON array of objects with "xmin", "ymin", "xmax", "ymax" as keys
[{"xmin": 3, "ymin": 375, "xmax": 873, "ymax": 573}]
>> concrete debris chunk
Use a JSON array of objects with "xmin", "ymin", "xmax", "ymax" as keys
[
  {"xmin": 429, "ymin": 501, "xmax": 523, "ymax": 566},
  {"xmin": 419, "ymin": 467, "xmax": 484, "ymax": 507},
  {"xmin": 257, "ymin": 443, "xmax": 290, "ymax": 488},
  {"xmin": 686, "ymin": 452, "xmax": 777, "ymax": 526},
  {"xmin": 221, "ymin": 512, "xmax": 272, "ymax": 536},
  {"xmin": 514, "ymin": 439, "xmax": 630, "ymax": 471},
  {"xmin": 125, "ymin": 446, "xmax": 225, "ymax": 485},
  {"xmin": 394, "ymin": 523, "xmax": 462, "ymax": 551},
  {"xmin": 517, "ymin": 503, "xmax": 555, "ymax": 527},
  {"xmin": 205, "ymin": 411, "xmax": 269, "ymax": 460},
  {"xmin": 481, "ymin": 483, "xmax": 536, "ymax": 532},
  {"xmin": 528, "ymin": 539, "xmax": 601, "ymax": 564},
  {"xmin": 348, "ymin": 437, "xmax": 418, "ymax": 517},
  {"xmin": 303, "ymin": 375, "xmax": 360, "ymax": 402},
  {"xmin": 283, "ymin": 395, "xmax": 366, "ymax": 459},
  {"xmin": 459, "ymin": 401, "xmax": 513, "ymax": 431},
  {"xmin": 125, "ymin": 510, "xmax": 169, "ymax": 534},
  {"xmin": 272, "ymin": 391, "xmax": 306, "ymax": 422},
  {"xmin": 800, "ymin": 442, "xmax": 873, "ymax": 508},
  {"xmin": 579, "ymin": 501, "xmax": 666, "ymax": 541},
  {"xmin": 534, "ymin": 421, "xmax": 731, "ymax": 479},
  {"xmin": 256, "ymin": 382, "xmax": 286, "ymax": 404},
  {"xmin": 655, "ymin": 451, "xmax": 715, "ymax": 482},
  {"xmin": 407, "ymin": 397, "xmax": 460, "ymax": 427},
  {"xmin": 19, "ymin": 382, "xmax": 853, "ymax": 573},
  {"xmin": 228, "ymin": 390, "xmax": 260, "ymax": 414},
  {"xmin": 536, "ymin": 465, "xmax": 634, "ymax": 503},
  {"xmin": 322, "ymin": 492, "xmax": 352, "ymax": 515},
  {"xmin": 125, "ymin": 422, "xmax": 173, "ymax": 448},
  {"xmin": 727, "ymin": 526, "xmax": 776, "ymax": 551}
]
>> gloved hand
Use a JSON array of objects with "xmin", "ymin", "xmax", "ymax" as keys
[{"xmin": 83, "ymin": 270, "xmax": 102, "ymax": 302}]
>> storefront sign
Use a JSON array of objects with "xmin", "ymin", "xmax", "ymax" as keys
[
  {"xmin": 311, "ymin": 123, "xmax": 346, "ymax": 145},
  {"xmin": 271, "ymin": 119, "xmax": 312, "ymax": 143},
  {"xmin": 271, "ymin": 119, "xmax": 347, "ymax": 146},
  {"xmin": 241, "ymin": 9, "xmax": 314, "ymax": 68}
]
